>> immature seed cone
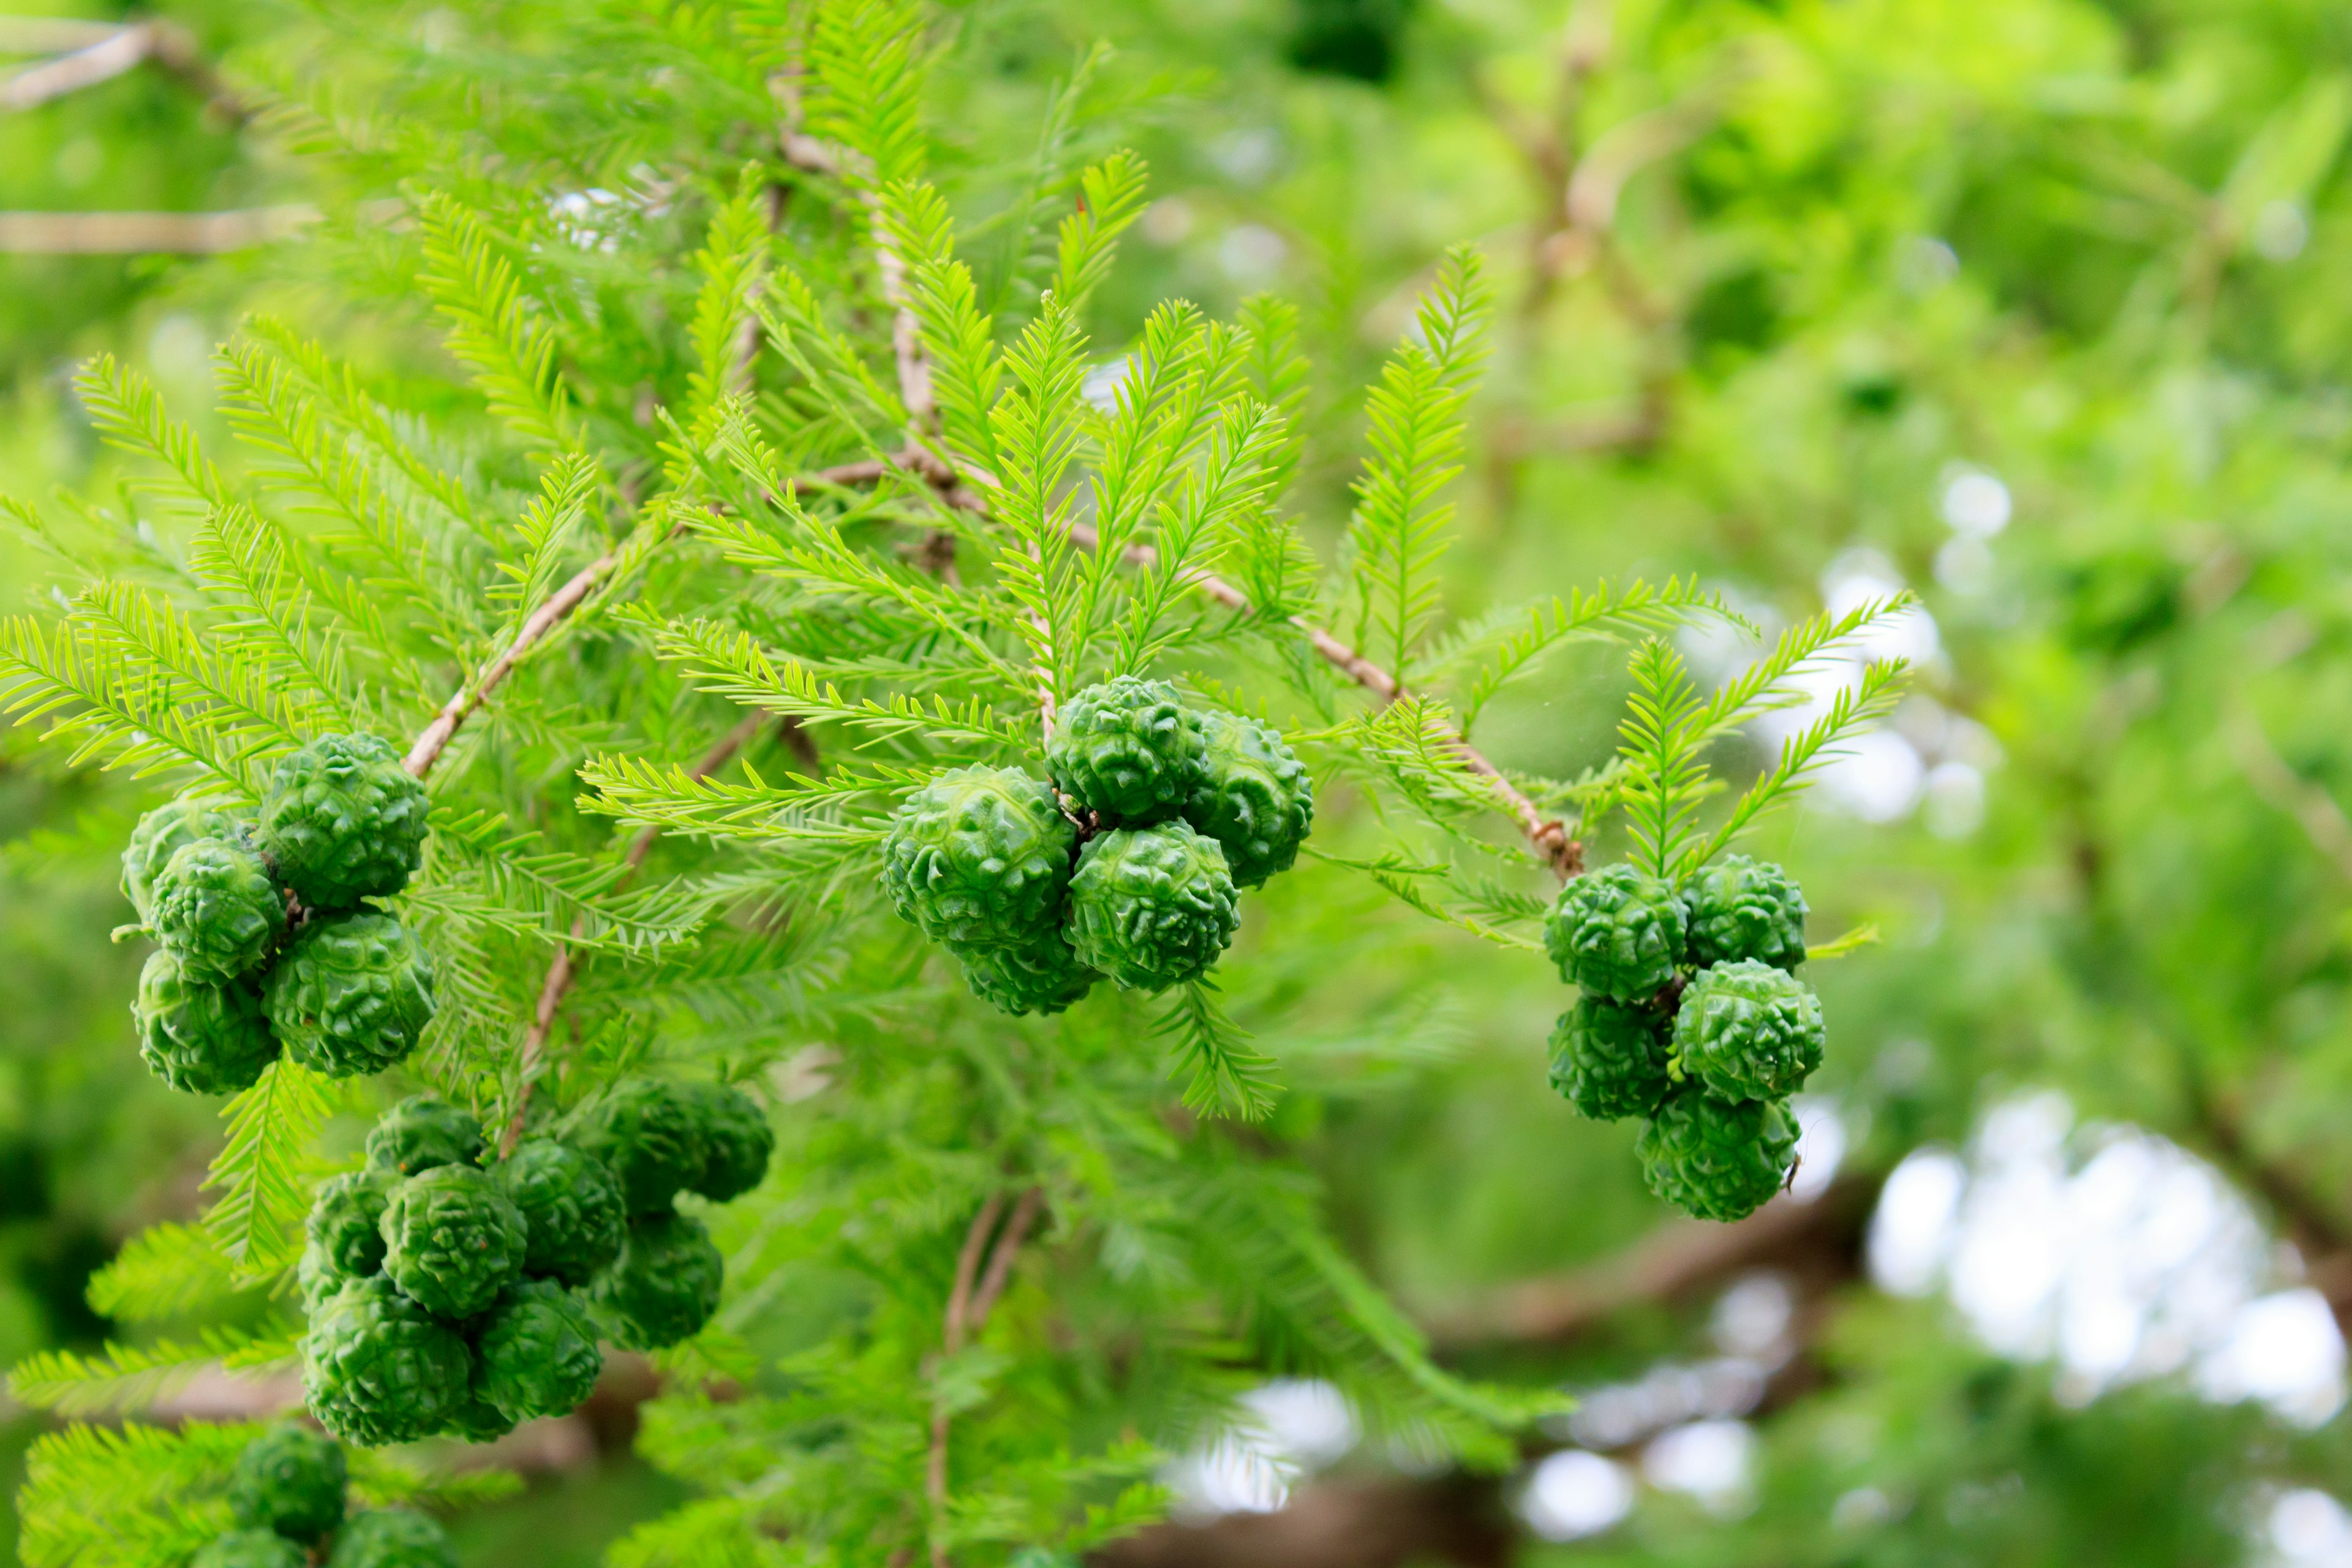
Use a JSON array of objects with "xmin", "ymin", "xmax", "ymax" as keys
[
  {"xmin": 1635, "ymin": 1091, "xmax": 1798, "ymax": 1223},
  {"xmin": 678, "ymin": 1081, "xmax": 775, "ymax": 1203},
  {"xmin": 1046, "ymin": 675, "xmax": 1207, "ymax": 822},
  {"xmin": 1548, "ymin": 997, "xmax": 1672, "ymax": 1121},
  {"xmin": 379, "ymin": 1164, "xmax": 526, "ymax": 1319},
  {"xmin": 302, "ymin": 1276, "xmax": 472, "ymax": 1447},
  {"xmin": 192, "ymin": 1529, "xmax": 307, "ymax": 1568},
  {"xmin": 258, "ymin": 733, "xmax": 431, "ymax": 910},
  {"xmin": 439, "ymin": 1392, "xmax": 517, "ymax": 1445},
  {"xmin": 496, "ymin": 1138, "xmax": 624, "ymax": 1285},
  {"xmin": 263, "ymin": 912, "xmax": 434, "ymax": 1077},
  {"xmin": 305, "ymin": 1169, "xmax": 393, "ymax": 1286},
  {"xmin": 121, "ymin": 796, "xmax": 241, "ymax": 922},
  {"xmin": 1672, "ymin": 958, "xmax": 1825, "ymax": 1104},
  {"xmin": 327, "ymin": 1510, "xmax": 459, "ymax": 1568},
  {"xmin": 567, "ymin": 1078, "xmax": 709, "ymax": 1214},
  {"xmin": 151, "ymin": 835, "xmax": 287, "ymax": 982},
  {"xmin": 587, "ymin": 1211, "xmax": 724, "ymax": 1350},
  {"xmin": 133, "ymin": 949, "xmax": 278, "ymax": 1096},
  {"xmin": 1180, "ymin": 709, "xmax": 1313, "ymax": 889},
  {"xmin": 879, "ymin": 766, "xmax": 1076, "ymax": 950},
  {"xmin": 228, "ymin": 1423, "xmax": 346, "ymax": 1544},
  {"xmin": 1065, "ymin": 822, "xmax": 1239, "ymax": 992},
  {"xmin": 1542, "ymin": 864, "xmax": 1686, "ymax": 1002},
  {"xmin": 958, "ymin": 932, "xmax": 1098, "ymax": 1017},
  {"xmin": 364, "ymin": 1095, "xmax": 483, "ymax": 1177},
  {"xmin": 1681, "ymin": 855, "xmax": 1808, "ymax": 971},
  {"xmin": 475, "ymin": 1278, "xmax": 605, "ymax": 1423}
]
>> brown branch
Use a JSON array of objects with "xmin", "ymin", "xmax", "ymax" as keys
[
  {"xmin": 1423, "ymin": 1174, "xmax": 1877, "ymax": 1350},
  {"xmin": 0, "ymin": 19, "xmax": 243, "ymax": 118},
  {"xmin": 2228, "ymin": 705, "xmax": 2352, "ymax": 884},
  {"xmin": 967, "ymin": 1185, "xmax": 1044, "ymax": 1333},
  {"xmin": 1063, "ymin": 520, "xmax": 1580, "ymax": 878},
  {"xmin": 403, "ymin": 544, "xmax": 630, "ymax": 779},
  {"xmin": 0, "ymin": 205, "xmax": 315, "ymax": 254},
  {"xmin": 929, "ymin": 1190, "xmax": 1011, "ymax": 1568},
  {"xmin": 496, "ymin": 709, "xmax": 793, "ymax": 1156}
]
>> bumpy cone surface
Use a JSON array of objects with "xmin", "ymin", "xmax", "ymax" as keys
[
  {"xmin": 1180, "ymin": 709, "xmax": 1313, "ymax": 888},
  {"xmin": 307, "ymin": 1169, "xmax": 393, "ymax": 1285},
  {"xmin": 302, "ymin": 1276, "xmax": 472, "ymax": 1447},
  {"xmin": 1543, "ymin": 864, "xmax": 1687, "ymax": 1001},
  {"xmin": 151, "ymin": 836, "xmax": 287, "ymax": 982},
  {"xmin": 365, "ymin": 1095, "xmax": 482, "ymax": 1177},
  {"xmin": 1636, "ymin": 1091, "xmax": 1798, "ymax": 1223},
  {"xmin": 679, "ymin": 1082, "xmax": 774, "ymax": 1203},
  {"xmin": 1065, "ymin": 823, "xmax": 1239, "ymax": 992},
  {"xmin": 193, "ymin": 1529, "xmax": 308, "ymax": 1568},
  {"xmin": 568, "ymin": 1078, "xmax": 709, "ymax": 1214},
  {"xmin": 258, "ymin": 733, "xmax": 431, "ymax": 910},
  {"xmin": 1046, "ymin": 676, "xmax": 1207, "ymax": 821},
  {"xmin": 959, "ymin": 933, "xmax": 1097, "ymax": 1016},
  {"xmin": 328, "ymin": 1510, "xmax": 459, "ymax": 1568},
  {"xmin": 587, "ymin": 1212, "xmax": 723, "ymax": 1350},
  {"xmin": 439, "ymin": 1392, "xmax": 517, "ymax": 1444},
  {"xmin": 122, "ymin": 797, "xmax": 240, "ymax": 922},
  {"xmin": 379, "ymin": 1163, "xmax": 525, "ymax": 1319},
  {"xmin": 1548, "ymin": 998, "xmax": 1673, "ymax": 1121},
  {"xmin": 496, "ymin": 1139, "xmax": 624, "ymax": 1285},
  {"xmin": 229, "ymin": 1424, "xmax": 346, "ymax": 1544},
  {"xmin": 263, "ymin": 912, "xmax": 434, "ymax": 1077},
  {"xmin": 476, "ymin": 1278, "xmax": 605, "ymax": 1422},
  {"xmin": 133, "ymin": 949, "xmax": 277, "ymax": 1095},
  {"xmin": 1673, "ymin": 958, "xmax": 1826, "ymax": 1104},
  {"xmin": 880, "ymin": 766, "xmax": 1076, "ymax": 950},
  {"xmin": 1681, "ymin": 855, "xmax": 1808, "ymax": 970}
]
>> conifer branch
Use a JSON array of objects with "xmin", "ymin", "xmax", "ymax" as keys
[
  {"xmin": 498, "ymin": 709, "xmax": 801, "ymax": 1155},
  {"xmin": 1065, "ymin": 518, "xmax": 1582, "ymax": 877},
  {"xmin": 402, "ymin": 528, "xmax": 647, "ymax": 779}
]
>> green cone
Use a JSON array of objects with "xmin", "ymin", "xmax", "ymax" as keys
[
  {"xmin": 880, "ymin": 766, "xmax": 1077, "ymax": 951},
  {"xmin": 302, "ymin": 1277, "xmax": 472, "ymax": 1447},
  {"xmin": 1543, "ymin": 864, "xmax": 1686, "ymax": 1002},
  {"xmin": 151, "ymin": 835, "xmax": 286, "ymax": 982},
  {"xmin": 1672, "ymin": 958, "xmax": 1825, "ymax": 1104},
  {"xmin": 1065, "ymin": 822, "xmax": 1239, "ymax": 991},
  {"xmin": 258, "ymin": 733, "xmax": 431, "ymax": 910},
  {"xmin": 133, "ymin": 949, "xmax": 278, "ymax": 1096},
  {"xmin": 1636, "ymin": 1091, "xmax": 1798, "ymax": 1223},
  {"xmin": 263, "ymin": 911, "xmax": 434, "ymax": 1078},
  {"xmin": 1180, "ymin": 709, "xmax": 1313, "ymax": 889},
  {"xmin": 1046, "ymin": 676, "xmax": 1206, "ymax": 822}
]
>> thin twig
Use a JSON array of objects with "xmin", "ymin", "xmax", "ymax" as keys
[
  {"xmin": 2228, "ymin": 706, "xmax": 2352, "ymax": 884},
  {"xmin": 968, "ymin": 1185, "xmax": 1044, "ymax": 1332},
  {"xmin": 1063, "ymin": 520, "xmax": 1580, "ymax": 877},
  {"xmin": 0, "ymin": 206, "xmax": 316, "ymax": 254},
  {"xmin": 0, "ymin": 19, "xmax": 243, "ymax": 117},
  {"xmin": 404, "ymin": 545, "xmax": 628, "ymax": 779},
  {"xmin": 929, "ymin": 1191, "xmax": 1011, "ymax": 1568},
  {"xmin": 496, "ymin": 709, "xmax": 788, "ymax": 1155}
]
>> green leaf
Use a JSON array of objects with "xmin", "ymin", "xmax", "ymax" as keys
[
  {"xmin": 1340, "ymin": 246, "xmax": 1493, "ymax": 684},
  {"xmin": 202, "ymin": 1057, "xmax": 339, "ymax": 1280},
  {"xmin": 1156, "ymin": 979, "xmax": 1280, "ymax": 1122}
]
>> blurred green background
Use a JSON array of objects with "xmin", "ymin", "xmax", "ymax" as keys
[{"xmin": 13, "ymin": 0, "xmax": 2352, "ymax": 1562}]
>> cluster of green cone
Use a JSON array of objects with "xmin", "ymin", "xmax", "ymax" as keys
[
  {"xmin": 1544, "ymin": 856, "xmax": 1825, "ymax": 1222},
  {"xmin": 192, "ymin": 1424, "xmax": 455, "ymax": 1568},
  {"xmin": 881, "ymin": 676, "xmax": 1314, "ymax": 1014},
  {"xmin": 126, "ymin": 733, "xmax": 436, "ymax": 1095},
  {"xmin": 300, "ymin": 1079, "xmax": 771, "ymax": 1447}
]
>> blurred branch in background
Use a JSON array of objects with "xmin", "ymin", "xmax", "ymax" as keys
[
  {"xmin": 0, "ymin": 17, "xmax": 243, "ymax": 119},
  {"xmin": 0, "ymin": 206, "xmax": 315, "ymax": 253}
]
